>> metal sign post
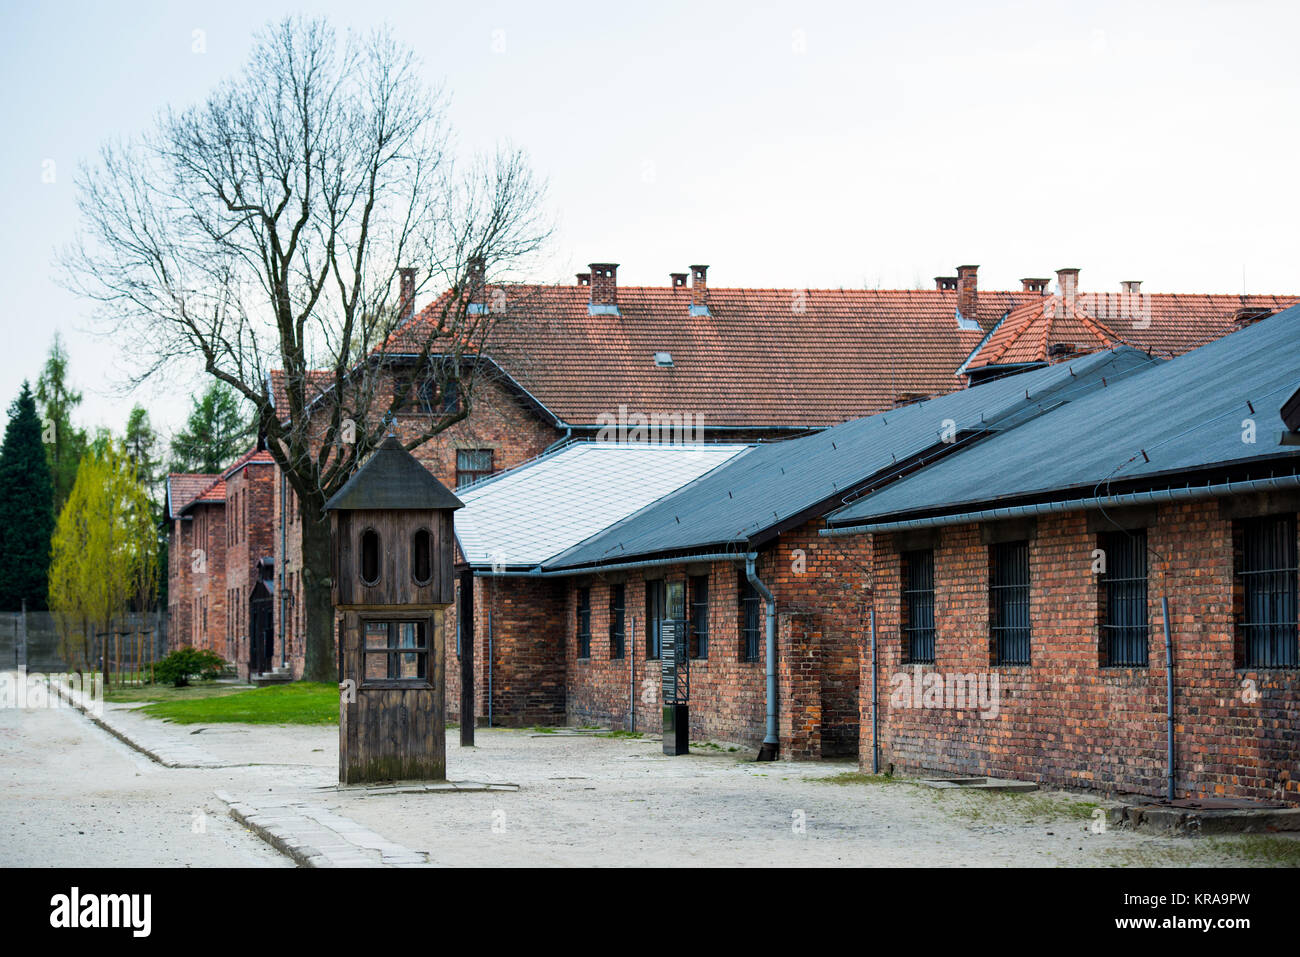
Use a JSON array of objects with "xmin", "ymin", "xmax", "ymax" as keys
[{"xmin": 661, "ymin": 580, "xmax": 689, "ymax": 755}]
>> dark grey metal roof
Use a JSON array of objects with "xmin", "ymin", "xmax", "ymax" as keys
[
  {"xmin": 544, "ymin": 347, "xmax": 1160, "ymax": 570},
  {"xmin": 324, "ymin": 436, "xmax": 464, "ymax": 512},
  {"xmin": 827, "ymin": 305, "xmax": 1300, "ymax": 528}
]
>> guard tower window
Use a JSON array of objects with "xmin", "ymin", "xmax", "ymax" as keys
[
  {"xmin": 363, "ymin": 619, "xmax": 428, "ymax": 683},
  {"xmin": 412, "ymin": 528, "xmax": 432, "ymax": 585},
  {"xmin": 360, "ymin": 529, "xmax": 381, "ymax": 585}
]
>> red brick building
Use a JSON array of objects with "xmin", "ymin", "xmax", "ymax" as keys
[
  {"xmin": 166, "ymin": 260, "xmax": 1297, "ymax": 794},
  {"xmin": 449, "ymin": 348, "xmax": 1157, "ymax": 760},
  {"xmin": 825, "ymin": 306, "xmax": 1300, "ymax": 802}
]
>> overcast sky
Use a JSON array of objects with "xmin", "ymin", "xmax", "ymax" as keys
[{"xmin": 2, "ymin": 0, "xmax": 1297, "ymax": 439}]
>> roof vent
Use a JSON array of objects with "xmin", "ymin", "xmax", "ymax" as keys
[
  {"xmin": 653, "ymin": 351, "xmax": 674, "ymax": 368},
  {"xmin": 671, "ymin": 272, "xmax": 688, "ymax": 289},
  {"xmin": 935, "ymin": 276, "xmax": 958, "ymax": 291},
  {"xmin": 1021, "ymin": 278, "xmax": 1050, "ymax": 294}
]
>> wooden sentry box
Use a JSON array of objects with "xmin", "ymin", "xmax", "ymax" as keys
[{"xmin": 325, "ymin": 437, "xmax": 463, "ymax": 784}]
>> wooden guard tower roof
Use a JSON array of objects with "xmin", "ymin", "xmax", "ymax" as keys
[{"xmin": 325, "ymin": 436, "xmax": 464, "ymax": 512}]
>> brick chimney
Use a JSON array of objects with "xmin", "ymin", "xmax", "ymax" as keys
[
  {"xmin": 1120, "ymin": 280, "xmax": 1141, "ymax": 294},
  {"xmin": 589, "ymin": 263, "xmax": 618, "ymax": 306},
  {"xmin": 690, "ymin": 265, "xmax": 709, "ymax": 306},
  {"xmin": 398, "ymin": 267, "xmax": 416, "ymax": 322},
  {"xmin": 935, "ymin": 276, "xmax": 958, "ymax": 291},
  {"xmin": 1056, "ymin": 268, "xmax": 1080, "ymax": 303},
  {"xmin": 467, "ymin": 256, "xmax": 486, "ymax": 305},
  {"xmin": 576, "ymin": 272, "xmax": 591, "ymax": 286},
  {"xmin": 670, "ymin": 272, "xmax": 688, "ymax": 289},
  {"xmin": 956, "ymin": 265, "xmax": 978, "ymax": 321},
  {"xmin": 1022, "ymin": 278, "xmax": 1050, "ymax": 294}
]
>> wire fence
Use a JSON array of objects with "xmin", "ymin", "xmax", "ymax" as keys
[{"xmin": 0, "ymin": 610, "xmax": 168, "ymax": 676}]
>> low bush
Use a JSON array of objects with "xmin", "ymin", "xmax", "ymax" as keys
[{"xmin": 154, "ymin": 647, "xmax": 227, "ymax": 687}]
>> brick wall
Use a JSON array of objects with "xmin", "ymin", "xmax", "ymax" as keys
[
  {"xmin": 445, "ymin": 574, "xmax": 568, "ymax": 726},
  {"xmin": 187, "ymin": 502, "xmax": 226, "ymax": 657},
  {"xmin": 167, "ymin": 517, "xmax": 193, "ymax": 652},
  {"xmin": 224, "ymin": 461, "xmax": 276, "ymax": 677},
  {"xmin": 539, "ymin": 519, "xmax": 871, "ymax": 757},
  {"xmin": 864, "ymin": 500, "xmax": 1300, "ymax": 804}
]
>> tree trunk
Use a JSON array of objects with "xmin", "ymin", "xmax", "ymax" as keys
[{"xmin": 299, "ymin": 500, "xmax": 337, "ymax": 683}]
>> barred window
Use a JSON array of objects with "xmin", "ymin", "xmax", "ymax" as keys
[
  {"xmin": 456, "ymin": 449, "xmax": 494, "ymax": 488},
  {"xmin": 1237, "ymin": 515, "xmax": 1299, "ymax": 668},
  {"xmin": 645, "ymin": 579, "xmax": 665, "ymax": 659},
  {"xmin": 740, "ymin": 578, "xmax": 762, "ymax": 662},
  {"xmin": 1100, "ymin": 530, "xmax": 1149, "ymax": 666},
  {"xmin": 576, "ymin": 587, "xmax": 591, "ymax": 659},
  {"xmin": 689, "ymin": 576, "xmax": 709, "ymax": 659},
  {"xmin": 990, "ymin": 540, "xmax": 1031, "ymax": 665},
  {"xmin": 902, "ymin": 549, "xmax": 935, "ymax": 664},
  {"xmin": 609, "ymin": 584, "xmax": 625, "ymax": 659}
]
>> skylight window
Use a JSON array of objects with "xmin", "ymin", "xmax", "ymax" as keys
[{"xmin": 654, "ymin": 351, "xmax": 674, "ymax": 368}]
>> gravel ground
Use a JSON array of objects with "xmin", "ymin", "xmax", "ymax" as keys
[
  {"xmin": 315, "ymin": 729, "xmax": 1294, "ymax": 867},
  {"xmin": 0, "ymin": 701, "xmax": 291, "ymax": 867},
  {"xmin": 4, "ymin": 682, "xmax": 1296, "ymax": 867}
]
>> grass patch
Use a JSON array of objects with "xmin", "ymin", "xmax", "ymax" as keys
[
  {"xmin": 1210, "ymin": 834, "xmax": 1300, "ymax": 866},
  {"xmin": 598, "ymin": 730, "xmax": 644, "ymax": 739},
  {"xmin": 1106, "ymin": 833, "xmax": 1300, "ymax": 868},
  {"xmin": 138, "ymin": 682, "xmax": 338, "ymax": 725},
  {"xmin": 529, "ymin": 725, "xmax": 558, "ymax": 734},
  {"xmin": 103, "ymin": 681, "xmax": 253, "ymax": 705},
  {"xmin": 933, "ymin": 788, "xmax": 1101, "ymax": 825},
  {"xmin": 815, "ymin": 771, "xmax": 900, "ymax": 786}
]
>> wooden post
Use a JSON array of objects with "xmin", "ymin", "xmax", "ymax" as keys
[{"xmin": 459, "ymin": 568, "xmax": 475, "ymax": 747}]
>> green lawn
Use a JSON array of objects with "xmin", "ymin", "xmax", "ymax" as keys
[
  {"xmin": 138, "ymin": 682, "xmax": 339, "ymax": 725},
  {"xmin": 104, "ymin": 679, "xmax": 254, "ymax": 705}
]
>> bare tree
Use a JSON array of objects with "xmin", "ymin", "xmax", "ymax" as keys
[{"xmin": 63, "ymin": 16, "xmax": 549, "ymax": 681}]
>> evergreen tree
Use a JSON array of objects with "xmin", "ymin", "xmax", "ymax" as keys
[
  {"xmin": 169, "ymin": 382, "xmax": 253, "ymax": 474},
  {"xmin": 35, "ymin": 333, "xmax": 87, "ymax": 517},
  {"xmin": 0, "ymin": 382, "xmax": 56, "ymax": 609}
]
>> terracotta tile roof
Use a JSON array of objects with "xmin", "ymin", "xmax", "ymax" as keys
[
  {"xmin": 166, "ymin": 448, "xmax": 274, "ymax": 519},
  {"xmin": 166, "ymin": 473, "xmax": 220, "ymax": 519},
  {"xmin": 385, "ymin": 285, "xmax": 1045, "ymax": 428},
  {"xmin": 963, "ymin": 292, "xmax": 1299, "ymax": 373},
  {"xmin": 221, "ymin": 447, "xmax": 276, "ymax": 478}
]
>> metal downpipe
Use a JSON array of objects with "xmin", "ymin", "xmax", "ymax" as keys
[
  {"xmin": 1162, "ymin": 595, "xmax": 1175, "ymax": 801},
  {"xmin": 746, "ymin": 553, "xmax": 778, "ymax": 761},
  {"xmin": 870, "ymin": 606, "xmax": 880, "ymax": 774}
]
